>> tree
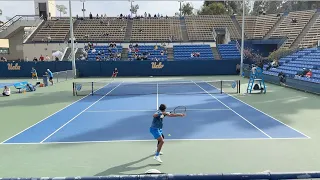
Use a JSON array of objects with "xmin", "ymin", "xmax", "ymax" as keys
[
  {"xmin": 180, "ymin": 2, "xmax": 194, "ymax": 16},
  {"xmin": 130, "ymin": 4, "xmax": 139, "ymax": 16},
  {"xmin": 56, "ymin": 4, "xmax": 67, "ymax": 17},
  {"xmin": 0, "ymin": 9, "xmax": 2, "ymax": 16},
  {"xmin": 197, "ymin": 3, "xmax": 227, "ymax": 15}
]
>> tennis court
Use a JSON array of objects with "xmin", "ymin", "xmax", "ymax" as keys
[
  {"xmin": 2, "ymin": 79, "xmax": 308, "ymax": 144},
  {"xmin": 1, "ymin": 76, "xmax": 320, "ymax": 177}
]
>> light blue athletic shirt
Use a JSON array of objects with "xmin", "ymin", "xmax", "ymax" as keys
[
  {"xmin": 47, "ymin": 70, "xmax": 53, "ymax": 77},
  {"xmin": 151, "ymin": 110, "xmax": 165, "ymax": 129}
]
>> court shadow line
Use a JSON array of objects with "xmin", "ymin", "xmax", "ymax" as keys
[{"xmin": 94, "ymin": 155, "xmax": 160, "ymax": 176}]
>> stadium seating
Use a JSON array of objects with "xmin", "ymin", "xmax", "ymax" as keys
[
  {"xmin": 173, "ymin": 44, "xmax": 214, "ymax": 60},
  {"xmin": 236, "ymin": 14, "xmax": 281, "ymax": 39},
  {"xmin": 73, "ymin": 18, "xmax": 127, "ymax": 42},
  {"xmin": 128, "ymin": 45, "xmax": 167, "ymax": 61},
  {"xmin": 86, "ymin": 45, "xmax": 123, "ymax": 61},
  {"xmin": 31, "ymin": 18, "xmax": 71, "ymax": 42},
  {"xmin": 184, "ymin": 15, "xmax": 240, "ymax": 41},
  {"xmin": 270, "ymin": 10, "xmax": 316, "ymax": 48},
  {"xmin": 130, "ymin": 17, "xmax": 182, "ymax": 42},
  {"xmin": 217, "ymin": 41, "xmax": 240, "ymax": 60},
  {"xmin": 299, "ymin": 13, "xmax": 320, "ymax": 48},
  {"xmin": 263, "ymin": 47, "xmax": 320, "ymax": 84}
]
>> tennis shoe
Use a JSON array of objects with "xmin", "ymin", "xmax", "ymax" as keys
[{"xmin": 154, "ymin": 155, "xmax": 163, "ymax": 163}]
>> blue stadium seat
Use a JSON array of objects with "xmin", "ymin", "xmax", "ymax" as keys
[
  {"xmin": 173, "ymin": 44, "xmax": 214, "ymax": 60},
  {"xmin": 217, "ymin": 43, "xmax": 240, "ymax": 60}
]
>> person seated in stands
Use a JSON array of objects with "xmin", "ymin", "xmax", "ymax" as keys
[
  {"xmin": 96, "ymin": 14, "xmax": 99, "ymax": 19},
  {"xmin": 160, "ymin": 50, "xmax": 164, "ymax": 56},
  {"xmin": 101, "ymin": 51, "xmax": 105, "ymax": 56},
  {"xmin": 98, "ymin": 51, "xmax": 101, "ymax": 56},
  {"xmin": 89, "ymin": 12, "xmax": 93, "ymax": 19},
  {"xmin": 306, "ymin": 69, "xmax": 313, "ymax": 78},
  {"xmin": 96, "ymin": 56, "xmax": 101, "ymax": 61},
  {"xmin": 191, "ymin": 52, "xmax": 194, "ymax": 57},
  {"xmin": 271, "ymin": 59, "xmax": 279, "ymax": 68},
  {"xmin": 291, "ymin": 18, "xmax": 297, "ymax": 23},
  {"xmin": 55, "ymin": 56, "xmax": 59, "ymax": 61},
  {"xmin": 39, "ymin": 55, "xmax": 44, "ymax": 61},
  {"xmin": 88, "ymin": 42, "xmax": 93, "ymax": 49},
  {"xmin": 45, "ymin": 55, "xmax": 50, "ymax": 61},
  {"xmin": 0, "ymin": 57, "xmax": 7, "ymax": 62},
  {"xmin": 297, "ymin": 68, "xmax": 309, "ymax": 77},
  {"xmin": 154, "ymin": 45, "xmax": 158, "ymax": 50},
  {"xmin": 92, "ymin": 48, "xmax": 96, "ymax": 53},
  {"xmin": 135, "ymin": 43, "xmax": 139, "ymax": 48},
  {"xmin": 129, "ymin": 43, "xmax": 133, "ymax": 49},
  {"xmin": 33, "ymin": 57, "xmax": 38, "ymax": 61},
  {"xmin": 2, "ymin": 86, "xmax": 10, "ymax": 96}
]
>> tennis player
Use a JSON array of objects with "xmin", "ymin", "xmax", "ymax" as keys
[
  {"xmin": 31, "ymin": 67, "xmax": 38, "ymax": 80},
  {"xmin": 150, "ymin": 104, "xmax": 185, "ymax": 163},
  {"xmin": 47, "ymin": 69, "xmax": 54, "ymax": 85},
  {"xmin": 111, "ymin": 68, "xmax": 118, "ymax": 79}
]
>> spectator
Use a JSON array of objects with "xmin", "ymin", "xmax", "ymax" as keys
[
  {"xmin": 25, "ymin": 56, "xmax": 29, "ymax": 61},
  {"xmin": 2, "ymin": 86, "xmax": 10, "ymax": 96},
  {"xmin": 96, "ymin": 14, "xmax": 99, "ymax": 19},
  {"xmin": 33, "ymin": 57, "xmax": 38, "ymax": 62},
  {"xmin": 55, "ymin": 56, "xmax": 59, "ymax": 61},
  {"xmin": 92, "ymin": 48, "xmax": 96, "ymax": 53},
  {"xmin": 144, "ymin": 12, "xmax": 147, "ymax": 18},
  {"xmin": 39, "ymin": 55, "xmax": 44, "ymax": 61},
  {"xmin": 0, "ymin": 57, "xmax": 7, "ymax": 62},
  {"xmin": 148, "ymin": 13, "xmax": 151, "ymax": 18},
  {"xmin": 160, "ymin": 50, "xmax": 164, "ymax": 56},
  {"xmin": 236, "ymin": 64, "xmax": 240, "ymax": 75},
  {"xmin": 89, "ymin": 12, "xmax": 93, "ymax": 19},
  {"xmin": 306, "ymin": 69, "xmax": 312, "ymax": 78},
  {"xmin": 271, "ymin": 59, "xmax": 279, "ymax": 68},
  {"xmin": 154, "ymin": 14, "xmax": 157, "ymax": 18},
  {"xmin": 154, "ymin": 45, "xmax": 158, "ymax": 50},
  {"xmin": 45, "ymin": 55, "xmax": 50, "ymax": 61},
  {"xmin": 297, "ymin": 68, "xmax": 309, "ymax": 77}
]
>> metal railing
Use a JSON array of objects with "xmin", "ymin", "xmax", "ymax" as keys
[
  {"xmin": 0, "ymin": 15, "xmax": 41, "ymax": 33},
  {"xmin": 23, "ymin": 15, "xmax": 44, "ymax": 43}
]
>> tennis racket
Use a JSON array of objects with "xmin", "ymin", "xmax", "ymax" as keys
[{"xmin": 172, "ymin": 106, "xmax": 187, "ymax": 115}]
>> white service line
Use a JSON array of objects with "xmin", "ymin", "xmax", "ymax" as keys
[
  {"xmin": 192, "ymin": 80, "xmax": 272, "ymax": 139},
  {"xmin": 39, "ymin": 82, "xmax": 123, "ymax": 143},
  {"xmin": 84, "ymin": 109, "xmax": 230, "ymax": 113},
  {"xmin": 0, "ymin": 82, "xmax": 112, "ymax": 144},
  {"xmin": 205, "ymin": 82, "xmax": 311, "ymax": 139}
]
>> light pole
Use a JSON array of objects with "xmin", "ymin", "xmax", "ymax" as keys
[
  {"xmin": 240, "ymin": 0, "xmax": 245, "ymax": 76},
  {"xmin": 179, "ymin": 0, "xmax": 183, "ymax": 17},
  {"xmin": 80, "ymin": 0, "xmax": 86, "ymax": 18},
  {"xmin": 69, "ymin": 0, "xmax": 76, "ymax": 78}
]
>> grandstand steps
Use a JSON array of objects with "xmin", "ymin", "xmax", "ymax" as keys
[
  {"xmin": 179, "ymin": 18, "xmax": 189, "ymax": 42},
  {"xmin": 65, "ymin": 19, "xmax": 80, "ymax": 42},
  {"xmin": 124, "ymin": 20, "xmax": 133, "ymax": 42},
  {"xmin": 211, "ymin": 47, "xmax": 221, "ymax": 60},
  {"xmin": 121, "ymin": 48, "xmax": 128, "ymax": 60},
  {"xmin": 231, "ymin": 16, "xmax": 245, "ymax": 39},
  {"xmin": 62, "ymin": 47, "xmax": 72, "ymax": 61},
  {"xmin": 0, "ymin": 16, "xmax": 39, "ymax": 39},
  {"xmin": 167, "ymin": 48, "xmax": 174, "ymax": 60},
  {"xmin": 264, "ymin": 15, "xmax": 285, "ymax": 40},
  {"xmin": 291, "ymin": 12, "xmax": 320, "ymax": 49}
]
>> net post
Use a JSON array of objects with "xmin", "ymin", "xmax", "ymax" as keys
[
  {"xmin": 220, "ymin": 80, "xmax": 223, "ymax": 94},
  {"xmin": 73, "ymin": 82, "xmax": 75, "ymax": 96},
  {"xmin": 238, "ymin": 80, "xmax": 241, "ymax": 94},
  {"xmin": 91, "ymin": 82, "xmax": 94, "ymax": 96}
]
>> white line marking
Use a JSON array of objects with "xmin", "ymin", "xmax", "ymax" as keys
[
  {"xmin": 84, "ymin": 109, "xmax": 230, "ymax": 113},
  {"xmin": 1, "ymin": 137, "xmax": 310, "ymax": 145},
  {"xmin": 0, "ymin": 82, "xmax": 112, "ymax": 144},
  {"xmin": 205, "ymin": 82, "xmax": 311, "ymax": 139},
  {"xmin": 39, "ymin": 82, "xmax": 123, "ymax": 143},
  {"xmin": 156, "ymin": 83, "xmax": 159, "ymax": 110},
  {"xmin": 192, "ymin": 80, "xmax": 272, "ymax": 139}
]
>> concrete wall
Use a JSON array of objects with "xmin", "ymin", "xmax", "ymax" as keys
[
  {"xmin": 34, "ymin": 0, "xmax": 56, "ymax": 17},
  {"xmin": 23, "ymin": 42, "xmax": 67, "ymax": 60},
  {"xmin": 2, "ymin": 29, "xmax": 25, "ymax": 60}
]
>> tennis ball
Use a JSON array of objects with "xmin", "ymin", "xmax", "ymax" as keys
[{"xmin": 168, "ymin": 134, "xmax": 171, "ymax": 136}]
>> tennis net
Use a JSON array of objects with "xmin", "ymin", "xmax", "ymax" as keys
[
  {"xmin": 53, "ymin": 70, "xmax": 74, "ymax": 83},
  {"xmin": 73, "ymin": 80, "xmax": 240, "ymax": 96}
]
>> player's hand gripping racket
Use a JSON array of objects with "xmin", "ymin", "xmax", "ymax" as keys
[{"xmin": 172, "ymin": 106, "xmax": 186, "ymax": 116}]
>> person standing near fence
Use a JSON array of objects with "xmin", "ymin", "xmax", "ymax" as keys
[{"xmin": 47, "ymin": 69, "xmax": 54, "ymax": 85}]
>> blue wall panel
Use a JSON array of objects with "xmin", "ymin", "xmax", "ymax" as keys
[{"xmin": 0, "ymin": 60, "xmax": 239, "ymax": 78}]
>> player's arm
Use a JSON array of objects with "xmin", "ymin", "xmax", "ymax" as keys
[{"xmin": 165, "ymin": 112, "xmax": 185, "ymax": 117}]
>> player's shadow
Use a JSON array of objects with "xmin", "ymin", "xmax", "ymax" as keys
[{"xmin": 95, "ymin": 155, "xmax": 160, "ymax": 176}]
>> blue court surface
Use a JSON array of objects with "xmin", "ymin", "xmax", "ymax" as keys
[
  {"xmin": 0, "ymin": 82, "xmax": 15, "ymax": 88},
  {"xmin": 2, "ymin": 81, "xmax": 309, "ymax": 144}
]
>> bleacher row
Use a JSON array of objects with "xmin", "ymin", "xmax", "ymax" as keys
[
  {"xmin": 263, "ymin": 47, "xmax": 320, "ymax": 84},
  {"xmin": 29, "ymin": 9, "xmax": 320, "ymax": 48},
  {"xmin": 86, "ymin": 43, "xmax": 241, "ymax": 61}
]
